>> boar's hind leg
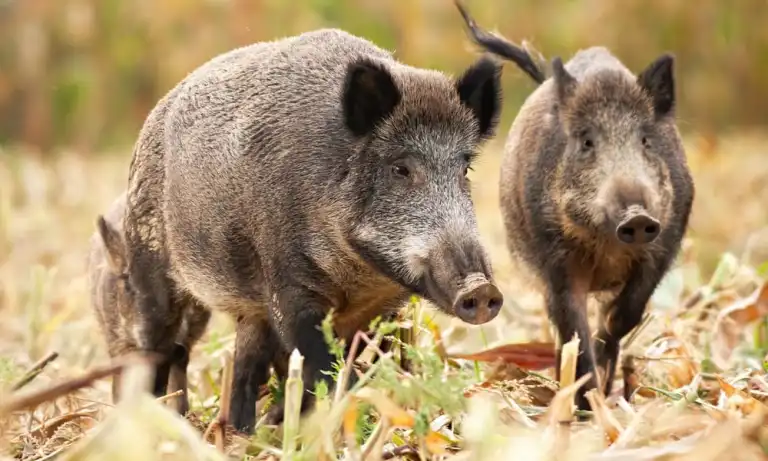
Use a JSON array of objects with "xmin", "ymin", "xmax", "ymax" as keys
[
  {"xmin": 230, "ymin": 315, "xmax": 280, "ymax": 434},
  {"xmin": 594, "ymin": 263, "xmax": 664, "ymax": 398},
  {"xmin": 167, "ymin": 302, "xmax": 212, "ymax": 416},
  {"xmin": 545, "ymin": 270, "xmax": 598, "ymax": 414}
]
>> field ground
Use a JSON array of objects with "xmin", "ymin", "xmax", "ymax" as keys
[{"xmin": 1, "ymin": 131, "xmax": 768, "ymax": 460}]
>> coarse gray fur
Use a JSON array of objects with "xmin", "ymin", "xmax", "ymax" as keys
[
  {"xmin": 122, "ymin": 28, "xmax": 506, "ymax": 432},
  {"xmin": 455, "ymin": 3, "xmax": 695, "ymax": 413}
]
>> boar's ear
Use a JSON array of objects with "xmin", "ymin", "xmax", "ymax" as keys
[
  {"xmin": 637, "ymin": 53, "xmax": 675, "ymax": 120},
  {"xmin": 456, "ymin": 55, "xmax": 502, "ymax": 139},
  {"xmin": 342, "ymin": 58, "xmax": 402, "ymax": 137},
  {"xmin": 551, "ymin": 56, "xmax": 576, "ymax": 104},
  {"xmin": 97, "ymin": 215, "xmax": 127, "ymax": 274}
]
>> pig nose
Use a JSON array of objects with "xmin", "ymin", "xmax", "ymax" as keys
[
  {"xmin": 615, "ymin": 214, "xmax": 661, "ymax": 245},
  {"xmin": 453, "ymin": 279, "xmax": 504, "ymax": 325}
]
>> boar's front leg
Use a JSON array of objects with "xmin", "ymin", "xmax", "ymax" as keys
[
  {"xmin": 545, "ymin": 268, "xmax": 598, "ymax": 413},
  {"xmin": 268, "ymin": 285, "xmax": 339, "ymax": 415},
  {"xmin": 594, "ymin": 262, "xmax": 665, "ymax": 398},
  {"xmin": 230, "ymin": 315, "xmax": 280, "ymax": 433}
]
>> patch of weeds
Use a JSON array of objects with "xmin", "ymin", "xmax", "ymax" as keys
[
  {"xmin": 363, "ymin": 325, "xmax": 477, "ymax": 445},
  {"xmin": 317, "ymin": 309, "xmax": 346, "ymax": 391},
  {"xmin": 354, "ymin": 401, "xmax": 377, "ymax": 446}
]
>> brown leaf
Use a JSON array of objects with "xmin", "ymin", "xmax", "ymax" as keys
[
  {"xmin": 354, "ymin": 387, "xmax": 415, "ymax": 428},
  {"xmin": 644, "ymin": 332, "xmax": 698, "ymax": 389},
  {"xmin": 424, "ymin": 430, "xmax": 452, "ymax": 455},
  {"xmin": 446, "ymin": 341, "xmax": 557, "ymax": 370},
  {"xmin": 711, "ymin": 281, "xmax": 768, "ymax": 370}
]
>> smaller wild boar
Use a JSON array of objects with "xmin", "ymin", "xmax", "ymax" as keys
[
  {"xmin": 89, "ymin": 194, "xmax": 393, "ymax": 423},
  {"xmin": 455, "ymin": 1, "xmax": 695, "ymax": 411},
  {"xmin": 88, "ymin": 192, "xmax": 212, "ymax": 415}
]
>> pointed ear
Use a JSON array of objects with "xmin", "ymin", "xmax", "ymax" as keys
[
  {"xmin": 456, "ymin": 55, "xmax": 502, "ymax": 139},
  {"xmin": 342, "ymin": 58, "xmax": 402, "ymax": 137},
  {"xmin": 637, "ymin": 53, "xmax": 675, "ymax": 119},
  {"xmin": 551, "ymin": 56, "xmax": 576, "ymax": 104},
  {"xmin": 97, "ymin": 215, "xmax": 127, "ymax": 274}
]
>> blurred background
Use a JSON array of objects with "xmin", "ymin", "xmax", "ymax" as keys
[{"xmin": 0, "ymin": 0, "xmax": 767, "ymax": 368}]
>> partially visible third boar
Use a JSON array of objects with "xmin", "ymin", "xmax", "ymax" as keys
[
  {"xmin": 456, "ymin": 1, "xmax": 695, "ymax": 410},
  {"xmin": 123, "ymin": 28, "xmax": 506, "ymax": 432},
  {"xmin": 88, "ymin": 192, "xmax": 211, "ymax": 415}
]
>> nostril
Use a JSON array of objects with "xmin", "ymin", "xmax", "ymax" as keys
[
  {"xmin": 617, "ymin": 225, "xmax": 635, "ymax": 243},
  {"xmin": 616, "ymin": 214, "xmax": 660, "ymax": 245},
  {"xmin": 488, "ymin": 297, "xmax": 503, "ymax": 311},
  {"xmin": 461, "ymin": 297, "xmax": 477, "ymax": 312}
]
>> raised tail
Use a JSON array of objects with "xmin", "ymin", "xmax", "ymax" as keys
[{"xmin": 454, "ymin": 0, "xmax": 547, "ymax": 85}]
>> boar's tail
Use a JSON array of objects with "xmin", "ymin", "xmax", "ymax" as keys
[{"xmin": 454, "ymin": 0, "xmax": 547, "ymax": 85}]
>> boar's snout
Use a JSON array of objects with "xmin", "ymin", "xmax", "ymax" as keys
[
  {"xmin": 600, "ymin": 175, "xmax": 662, "ymax": 245},
  {"xmin": 419, "ymin": 238, "xmax": 503, "ymax": 325},
  {"xmin": 453, "ymin": 273, "xmax": 503, "ymax": 325},
  {"xmin": 615, "ymin": 210, "xmax": 661, "ymax": 245}
]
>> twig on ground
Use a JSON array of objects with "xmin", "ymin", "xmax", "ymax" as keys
[
  {"xmin": 335, "ymin": 331, "xmax": 363, "ymax": 407},
  {"xmin": 24, "ymin": 406, "xmax": 100, "ymax": 439},
  {"xmin": 156, "ymin": 389, "xmax": 184, "ymax": 405},
  {"xmin": 202, "ymin": 351, "xmax": 234, "ymax": 452},
  {"xmin": 12, "ymin": 351, "xmax": 59, "ymax": 391},
  {"xmin": 0, "ymin": 354, "xmax": 154, "ymax": 415}
]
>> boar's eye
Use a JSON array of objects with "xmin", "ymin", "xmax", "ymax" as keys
[
  {"xmin": 642, "ymin": 136, "xmax": 650, "ymax": 148},
  {"xmin": 577, "ymin": 130, "xmax": 594, "ymax": 151},
  {"xmin": 462, "ymin": 153, "xmax": 474, "ymax": 177},
  {"xmin": 391, "ymin": 164, "xmax": 410, "ymax": 178}
]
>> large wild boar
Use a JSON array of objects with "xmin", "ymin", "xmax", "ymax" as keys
[
  {"xmin": 88, "ymin": 192, "xmax": 211, "ymax": 415},
  {"xmin": 455, "ymin": 1, "xmax": 695, "ymax": 411},
  {"xmin": 122, "ymin": 28, "xmax": 506, "ymax": 432}
]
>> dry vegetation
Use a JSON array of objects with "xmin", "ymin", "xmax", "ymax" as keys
[{"xmin": 1, "ymin": 132, "xmax": 767, "ymax": 460}]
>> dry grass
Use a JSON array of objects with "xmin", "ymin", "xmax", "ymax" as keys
[{"xmin": 0, "ymin": 131, "xmax": 767, "ymax": 460}]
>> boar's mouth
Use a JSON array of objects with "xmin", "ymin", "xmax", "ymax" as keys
[{"xmin": 419, "ymin": 269, "xmax": 504, "ymax": 325}]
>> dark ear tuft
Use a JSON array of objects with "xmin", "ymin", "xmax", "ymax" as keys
[
  {"xmin": 342, "ymin": 58, "xmax": 402, "ymax": 137},
  {"xmin": 456, "ymin": 55, "xmax": 502, "ymax": 139},
  {"xmin": 637, "ymin": 53, "xmax": 675, "ymax": 119},
  {"xmin": 97, "ymin": 215, "xmax": 127, "ymax": 273},
  {"xmin": 551, "ymin": 56, "xmax": 576, "ymax": 104}
]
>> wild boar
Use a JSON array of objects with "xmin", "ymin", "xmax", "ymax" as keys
[
  {"xmin": 122, "ymin": 28, "xmax": 506, "ymax": 432},
  {"xmin": 455, "ymin": 1, "xmax": 695, "ymax": 411},
  {"xmin": 88, "ymin": 192, "xmax": 211, "ymax": 415}
]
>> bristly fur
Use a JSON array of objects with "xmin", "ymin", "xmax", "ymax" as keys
[
  {"xmin": 122, "ymin": 28, "xmax": 504, "ymax": 433},
  {"xmin": 494, "ymin": 43, "xmax": 694, "ymax": 412},
  {"xmin": 87, "ymin": 192, "xmax": 211, "ymax": 415}
]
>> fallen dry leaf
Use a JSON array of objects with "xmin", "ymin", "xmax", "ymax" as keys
[
  {"xmin": 423, "ymin": 430, "xmax": 453, "ymax": 455},
  {"xmin": 354, "ymin": 387, "xmax": 415, "ymax": 428},
  {"xmin": 446, "ymin": 341, "xmax": 557, "ymax": 370},
  {"xmin": 711, "ymin": 281, "xmax": 768, "ymax": 370},
  {"xmin": 644, "ymin": 332, "xmax": 699, "ymax": 389}
]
